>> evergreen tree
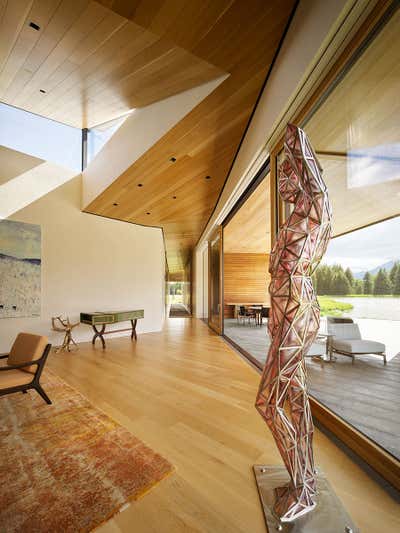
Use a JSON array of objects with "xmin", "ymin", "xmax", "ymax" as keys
[
  {"xmin": 325, "ymin": 267, "xmax": 334, "ymax": 295},
  {"xmin": 354, "ymin": 279, "xmax": 363, "ymax": 294},
  {"xmin": 332, "ymin": 271, "xmax": 351, "ymax": 295},
  {"xmin": 390, "ymin": 262, "xmax": 399, "ymax": 288},
  {"xmin": 315, "ymin": 265, "xmax": 330, "ymax": 295},
  {"xmin": 393, "ymin": 268, "xmax": 400, "ymax": 296},
  {"xmin": 373, "ymin": 269, "xmax": 391, "ymax": 295},
  {"xmin": 344, "ymin": 267, "xmax": 354, "ymax": 292},
  {"xmin": 363, "ymin": 272, "xmax": 373, "ymax": 294}
]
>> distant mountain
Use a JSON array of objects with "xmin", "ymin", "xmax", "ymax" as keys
[{"xmin": 354, "ymin": 259, "xmax": 398, "ymax": 279}]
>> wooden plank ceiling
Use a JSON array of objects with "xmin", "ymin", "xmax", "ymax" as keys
[
  {"xmin": 223, "ymin": 178, "xmax": 270, "ymax": 254},
  {"xmin": 0, "ymin": 0, "xmax": 296, "ymax": 275},
  {"xmin": 0, "ymin": 0, "xmax": 224, "ymax": 127}
]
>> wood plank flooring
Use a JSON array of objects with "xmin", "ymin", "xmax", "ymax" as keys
[{"xmin": 48, "ymin": 318, "xmax": 400, "ymax": 533}]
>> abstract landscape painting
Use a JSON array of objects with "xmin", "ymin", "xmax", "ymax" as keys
[{"xmin": 0, "ymin": 220, "xmax": 41, "ymax": 318}]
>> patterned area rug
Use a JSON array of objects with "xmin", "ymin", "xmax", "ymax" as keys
[{"xmin": 0, "ymin": 371, "xmax": 173, "ymax": 532}]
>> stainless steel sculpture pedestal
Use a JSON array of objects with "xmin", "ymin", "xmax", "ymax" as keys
[{"xmin": 253, "ymin": 466, "xmax": 358, "ymax": 533}]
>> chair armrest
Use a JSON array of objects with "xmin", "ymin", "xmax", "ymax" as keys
[
  {"xmin": 0, "ymin": 353, "xmax": 9, "ymax": 359},
  {"xmin": 0, "ymin": 359, "xmax": 40, "ymax": 371}
]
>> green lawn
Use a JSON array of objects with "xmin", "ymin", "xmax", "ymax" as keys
[
  {"xmin": 317, "ymin": 296, "xmax": 353, "ymax": 317},
  {"xmin": 334, "ymin": 294, "xmax": 400, "ymax": 298}
]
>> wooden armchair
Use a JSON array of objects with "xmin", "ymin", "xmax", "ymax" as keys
[{"xmin": 0, "ymin": 333, "xmax": 52, "ymax": 404}]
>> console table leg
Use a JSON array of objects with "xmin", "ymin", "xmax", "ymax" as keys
[
  {"xmin": 92, "ymin": 324, "xmax": 106, "ymax": 349},
  {"xmin": 131, "ymin": 319, "xmax": 137, "ymax": 341}
]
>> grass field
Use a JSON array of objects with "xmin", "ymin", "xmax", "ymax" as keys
[{"xmin": 317, "ymin": 296, "xmax": 353, "ymax": 316}]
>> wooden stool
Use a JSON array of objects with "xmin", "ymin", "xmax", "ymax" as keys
[{"xmin": 51, "ymin": 316, "xmax": 79, "ymax": 353}]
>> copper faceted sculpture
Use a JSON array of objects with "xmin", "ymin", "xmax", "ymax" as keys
[{"xmin": 255, "ymin": 124, "xmax": 332, "ymax": 523}]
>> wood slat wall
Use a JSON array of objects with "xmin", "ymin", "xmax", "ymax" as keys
[{"xmin": 223, "ymin": 253, "xmax": 269, "ymax": 317}]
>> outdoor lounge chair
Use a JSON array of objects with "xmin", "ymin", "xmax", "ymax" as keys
[
  {"xmin": 327, "ymin": 320, "xmax": 386, "ymax": 365},
  {"xmin": 0, "ymin": 333, "xmax": 52, "ymax": 403}
]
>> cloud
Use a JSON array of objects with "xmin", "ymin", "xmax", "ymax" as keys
[{"xmin": 323, "ymin": 216, "xmax": 400, "ymax": 271}]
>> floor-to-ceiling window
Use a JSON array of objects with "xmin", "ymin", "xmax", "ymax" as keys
[
  {"xmin": 220, "ymin": 3, "xmax": 400, "ymax": 477},
  {"xmin": 208, "ymin": 228, "xmax": 223, "ymax": 333},
  {"xmin": 222, "ymin": 171, "xmax": 272, "ymax": 365},
  {"xmin": 276, "ymin": 5, "xmax": 400, "ymax": 466}
]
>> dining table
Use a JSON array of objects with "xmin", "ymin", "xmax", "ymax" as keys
[{"xmin": 226, "ymin": 303, "xmax": 269, "ymax": 325}]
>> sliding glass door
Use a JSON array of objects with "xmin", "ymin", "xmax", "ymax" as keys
[
  {"xmin": 208, "ymin": 227, "xmax": 223, "ymax": 334},
  {"xmin": 269, "ymin": 1, "xmax": 400, "ymax": 488}
]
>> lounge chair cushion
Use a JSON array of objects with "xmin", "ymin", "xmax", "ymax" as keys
[
  {"xmin": 328, "ymin": 323, "xmax": 362, "ymax": 340},
  {"xmin": 332, "ymin": 338, "xmax": 385, "ymax": 354},
  {"xmin": 7, "ymin": 333, "xmax": 48, "ymax": 374},
  {"xmin": 0, "ymin": 369, "xmax": 33, "ymax": 389}
]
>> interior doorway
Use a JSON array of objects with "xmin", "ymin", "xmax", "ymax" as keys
[{"xmin": 167, "ymin": 282, "xmax": 191, "ymax": 317}]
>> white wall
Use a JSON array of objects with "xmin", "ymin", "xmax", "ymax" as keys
[
  {"xmin": 0, "ymin": 174, "xmax": 165, "ymax": 351},
  {"xmin": 0, "ymin": 160, "xmax": 77, "ymax": 219}
]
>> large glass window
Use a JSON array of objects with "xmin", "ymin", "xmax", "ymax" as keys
[
  {"xmin": 0, "ymin": 103, "xmax": 82, "ymax": 172},
  {"xmin": 301, "ymin": 7, "xmax": 400, "ymax": 461},
  {"xmin": 222, "ymin": 174, "xmax": 271, "ymax": 364}
]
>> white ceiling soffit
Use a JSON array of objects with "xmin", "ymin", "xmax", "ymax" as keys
[
  {"xmin": 0, "ymin": 145, "xmax": 43, "ymax": 186},
  {"xmin": 82, "ymin": 74, "xmax": 228, "ymax": 208},
  {"xmin": 0, "ymin": 161, "xmax": 77, "ymax": 219}
]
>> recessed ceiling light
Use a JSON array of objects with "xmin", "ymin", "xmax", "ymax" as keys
[
  {"xmin": 205, "ymin": 175, "xmax": 211, "ymax": 180},
  {"xmin": 170, "ymin": 157, "xmax": 177, "ymax": 162},
  {"xmin": 137, "ymin": 183, "xmax": 143, "ymax": 187},
  {"xmin": 29, "ymin": 22, "xmax": 40, "ymax": 31},
  {"xmin": 39, "ymin": 89, "xmax": 46, "ymax": 94},
  {"xmin": 113, "ymin": 203, "xmax": 118, "ymax": 206}
]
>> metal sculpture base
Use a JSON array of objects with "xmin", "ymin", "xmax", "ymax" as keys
[{"xmin": 253, "ymin": 466, "xmax": 358, "ymax": 533}]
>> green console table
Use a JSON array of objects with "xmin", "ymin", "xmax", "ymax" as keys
[{"xmin": 80, "ymin": 310, "xmax": 144, "ymax": 349}]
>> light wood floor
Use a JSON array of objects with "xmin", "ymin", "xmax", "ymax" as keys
[{"xmin": 48, "ymin": 318, "xmax": 400, "ymax": 533}]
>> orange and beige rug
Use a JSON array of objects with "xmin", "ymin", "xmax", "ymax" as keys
[{"xmin": 0, "ymin": 371, "xmax": 173, "ymax": 532}]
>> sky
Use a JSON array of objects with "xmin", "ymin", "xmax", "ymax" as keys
[
  {"xmin": 0, "ymin": 219, "xmax": 41, "ymax": 259},
  {"xmin": 322, "ymin": 216, "xmax": 400, "ymax": 273}
]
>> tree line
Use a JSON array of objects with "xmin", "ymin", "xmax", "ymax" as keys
[{"xmin": 313, "ymin": 262, "xmax": 400, "ymax": 296}]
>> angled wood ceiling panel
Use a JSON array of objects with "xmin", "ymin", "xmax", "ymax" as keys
[
  {"xmin": 0, "ymin": 0, "xmax": 296, "ymax": 274},
  {"xmin": 0, "ymin": 0, "xmax": 225, "ymax": 127},
  {"xmin": 85, "ymin": 0, "xmax": 296, "ymax": 274}
]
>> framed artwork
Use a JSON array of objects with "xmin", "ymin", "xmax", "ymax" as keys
[{"xmin": 0, "ymin": 219, "xmax": 41, "ymax": 318}]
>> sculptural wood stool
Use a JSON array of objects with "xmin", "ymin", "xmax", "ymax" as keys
[{"xmin": 51, "ymin": 316, "xmax": 79, "ymax": 353}]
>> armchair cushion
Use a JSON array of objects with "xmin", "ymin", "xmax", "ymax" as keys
[
  {"xmin": 7, "ymin": 333, "xmax": 48, "ymax": 374},
  {"xmin": 332, "ymin": 338, "xmax": 385, "ymax": 354},
  {"xmin": 0, "ymin": 369, "xmax": 33, "ymax": 389}
]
